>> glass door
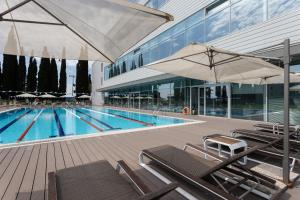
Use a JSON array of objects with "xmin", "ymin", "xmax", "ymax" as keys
[
  {"xmin": 206, "ymin": 85, "xmax": 228, "ymax": 117},
  {"xmin": 199, "ymin": 87, "xmax": 205, "ymax": 115},
  {"xmin": 191, "ymin": 87, "xmax": 199, "ymax": 115}
]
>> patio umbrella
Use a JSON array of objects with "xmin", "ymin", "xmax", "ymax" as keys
[
  {"xmin": 112, "ymin": 95, "xmax": 121, "ymax": 99},
  {"xmin": 0, "ymin": 0, "xmax": 173, "ymax": 62},
  {"xmin": 77, "ymin": 94, "xmax": 91, "ymax": 99},
  {"xmin": 60, "ymin": 93, "xmax": 74, "ymax": 98},
  {"xmin": 145, "ymin": 43, "xmax": 283, "ymax": 84},
  {"xmin": 16, "ymin": 93, "xmax": 37, "ymax": 98},
  {"xmin": 235, "ymin": 73, "xmax": 300, "ymax": 85},
  {"xmin": 290, "ymin": 84, "xmax": 300, "ymax": 92},
  {"xmin": 39, "ymin": 93, "xmax": 56, "ymax": 98}
]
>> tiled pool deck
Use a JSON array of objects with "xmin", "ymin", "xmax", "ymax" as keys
[{"xmin": 0, "ymin": 107, "xmax": 298, "ymax": 200}]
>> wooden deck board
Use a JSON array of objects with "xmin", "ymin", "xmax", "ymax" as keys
[
  {"xmin": 0, "ymin": 112, "xmax": 298, "ymax": 200},
  {"xmin": 30, "ymin": 144, "xmax": 47, "ymax": 200},
  {"xmin": 16, "ymin": 145, "xmax": 40, "ymax": 200},
  {"xmin": 2, "ymin": 146, "xmax": 33, "ymax": 200}
]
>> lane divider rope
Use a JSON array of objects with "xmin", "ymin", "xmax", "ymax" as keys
[
  {"xmin": 75, "ymin": 109, "xmax": 114, "ymax": 130},
  {"xmin": 53, "ymin": 109, "xmax": 65, "ymax": 137},
  {"xmin": 63, "ymin": 108, "xmax": 104, "ymax": 132},
  {"xmin": 17, "ymin": 109, "xmax": 44, "ymax": 142},
  {"xmin": 0, "ymin": 109, "xmax": 32, "ymax": 134},
  {"xmin": 82, "ymin": 108, "xmax": 153, "ymax": 127}
]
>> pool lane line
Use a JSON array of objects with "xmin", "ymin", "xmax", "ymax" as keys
[
  {"xmin": 53, "ymin": 109, "xmax": 65, "ymax": 137},
  {"xmin": 0, "ymin": 109, "xmax": 33, "ymax": 134},
  {"xmin": 0, "ymin": 107, "xmax": 22, "ymax": 115},
  {"xmin": 17, "ymin": 109, "xmax": 44, "ymax": 142},
  {"xmin": 81, "ymin": 108, "xmax": 153, "ymax": 127},
  {"xmin": 63, "ymin": 108, "xmax": 104, "ymax": 132},
  {"xmin": 75, "ymin": 109, "xmax": 115, "ymax": 130}
]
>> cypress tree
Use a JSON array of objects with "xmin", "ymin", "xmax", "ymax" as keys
[
  {"xmin": 50, "ymin": 58, "xmax": 58, "ymax": 93},
  {"xmin": 0, "ymin": 62, "xmax": 2, "ymax": 91},
  {"xmin": 58, "ymin": 59, "xmax": 67, "ymax": 94},
  {"xmin": 17, "ymin": 55, "xmax": 26, "ymax": 91},
  {"xmin": 75, "ymin": 60, "xmax": 89, "ymax": 95},
  {"xmin": 38, "ymin": 57, "xmax": 51, "ymax": 92},
  {"xmin": 2, "ymin": 54, "xmax": 18, "ymax": 92},
  {"xmin": 27, "ymin": 57, "xmax": 37, "ymax": 92}
]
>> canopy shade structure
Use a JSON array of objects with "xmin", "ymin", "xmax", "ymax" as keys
[
  {"xmin": 39, "ymin": 93, "xmax": 56, "ymax": 98},
  {"xmin": 77, "ymin": 94, "xmax": 90, "ymax": 99},
  {"xmin": 145, "ymin": 43, "xmax": 283, "ymax": 84},
  {"xmin": 60, "ymin": 93, "xmax": 74, "ymax": 98},
  {"xmin": 0, "ymin": 0, "xmax": 173, "ymax": 62},
  {"xmin": 16, "ymin": 93, "xmax": 37, "ymax": 98},
  {"xmin": 236, "ymin": 73, "xmax": 300, "ymax": 85},
  {"xmin": 290, "ymin": 84, "xmax": 300, "ymax": 92}
]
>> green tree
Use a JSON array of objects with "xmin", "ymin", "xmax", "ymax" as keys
[
  {"xmin": 38, "ymin": 57, "xmax": 51, "ymax": 92},
  {"xmin": 58, "ymin": 59, "xmax": 67, "ymax": 94},
  {"xmin": 50, "ymin": 58, "xmax": 58, "ymax": 93},
  {"xmin": 27, "ymin": 57, "xmax": 37, "ymax": 92},
  {"xmin": 17, "ymin": 55, "xmax": 26, "ymax": 91},
  {"xmin": 76, "ymin": 60, "xmax": 89, "ymax": 95},
  {"xmin": 2, "ymin": 54, "xmax": 18, "ymax": 92}
]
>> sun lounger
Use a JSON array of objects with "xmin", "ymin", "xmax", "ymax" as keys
[
  {"xmin": 48, "ymin": 160, "xmax": 178, "ymax": 200},
  {"xmin": 139, "ymin": 138, "xmax": 287, "ymax": 200},
  {"xmin": 254, "ymin": 123, "xmax": 300, "ymax": 136},
  {"xmin": 232, "ymin": 129, "xmax": 300, "ymax": 142}
]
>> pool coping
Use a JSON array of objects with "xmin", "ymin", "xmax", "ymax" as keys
[{"xmin": 0, "ymin": 108, "xmax": 205, "ymax": 149}]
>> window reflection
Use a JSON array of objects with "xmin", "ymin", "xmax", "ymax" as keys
[
  {"xmin": 231, "ymin": 0, "xmax": 264, "ymax": 32},
  {"xmin": 186, "ymin": 22, "xmax": 205, "ymax": 44},
  {"xmin": 206, "ymin": 8, "xmax": 230, "ymax": 41},
  {"xmin": 269, "ymin": 0, "xmax": 300, "ymax": 18}
]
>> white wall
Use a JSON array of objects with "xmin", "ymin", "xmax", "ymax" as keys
[{"xmin": 91, "ymin": 61, "xmax": 105, "ymax": 105}]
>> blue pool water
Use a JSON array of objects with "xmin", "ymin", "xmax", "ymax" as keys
[{"xmin": 0, "ymin": 107, "xmax": 186, "ymax": 144}]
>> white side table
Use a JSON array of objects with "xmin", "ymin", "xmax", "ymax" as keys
[{"xmin": 203, "ymin": 135, "xmax": 248, "ymax": 165}]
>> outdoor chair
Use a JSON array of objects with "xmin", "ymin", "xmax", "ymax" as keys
[
  {"xmin": 254, "ymin": 123, "xmax": 300, "ymax": 136},
  {"xmin": 48, "ymin": 160, "xmax": 178, "ymax": 200},
  {"xmin": 139, "ymin": 139, "xmax": 287, "ymax": 200}
]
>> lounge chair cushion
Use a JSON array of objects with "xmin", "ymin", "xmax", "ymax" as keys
[
  {"xmin": 144, "ymin": 145, "xmax": 217, "ymax": 178},
  {"xmin": 55, "ymin": 161, "xmax": 140, "ymax": 200}
]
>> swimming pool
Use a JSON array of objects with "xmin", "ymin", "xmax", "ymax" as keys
[{"xmin": 0, "ymin": 107, "xmax": 187, "ymax": 145}]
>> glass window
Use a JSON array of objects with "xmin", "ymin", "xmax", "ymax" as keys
[
  {"xmin": 186, "ymin": 21, "xmax": 205, "ymax": 44},
  {"xmin": 157, "ymin": 83, "xmax": 171, "ymax": 111},
  {"xmin": 172, "ymin": 32, "xmax": 186, "ymax": 54},
  {"xmin": 268, "ymin": 0, "xmax": 300, "ymax": 18},
  {"xmin": 159, "ymin": 39, "xmax": 172, "ymax": 59},
  {"xmin": 150, "ymin": 45, "xmax": 160, "ymax": 62},
  {"xmin": 206, "ymin": 8, "xmax": 230, "ymax": 42},
  {"xmin": 171, "ymin": 21, "xmax": 186, "ymax": 35},
  {"xmin": 231, "ymin": 0, "xmax": 264, "ymax": 32},
  {"xmin": 231, "ymin": 84, "xmax": 264, "ymax": 121},
  {"xmin": 206, "ymin": 0, "xmax": 229, "ymax": 16},
  {"xmin": 186, "ymin": 10, "xmax": 204, "ymax": 28},
  {"xmin": 206, "ymin": 85, "xmax": 228, "ymax": 117}
]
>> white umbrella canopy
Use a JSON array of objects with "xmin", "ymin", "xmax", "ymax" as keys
[
  {"xmin": 16, "ymin": 93, "xmax": 37, "ymax": 98},
  {"xmin": 60, "ymin": 93, "xmax": 74, "ymax": 98},
  {"xmin": 0, "ymin": 0, "xmax": 173, "ymax": 62},
  {"xmin": 77, "ymin": 94, "xmax": 90, "ymax": 99},
  {"xmin": 39, "ymin": 93, "xmax": 56, "ymax": 98},
  {"xmin": 290, "ymin": 84, "xmax": 300, "ymax": 92},
  {"xmin": 145, "ymin": 43, "xmax": 283, "ymax": 84},
  {"xmin": 235, "ymin": 73, "xmax": 300, "ymax": 85}
]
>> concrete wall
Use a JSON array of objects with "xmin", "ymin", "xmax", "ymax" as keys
[{"xmin": 91, "ymin": 61, "xmax": 105, "ymax": 105}]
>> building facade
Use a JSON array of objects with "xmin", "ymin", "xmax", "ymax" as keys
[{"xmin": 93, "ymin": 0, "xmax": 300, "ymax": 124}]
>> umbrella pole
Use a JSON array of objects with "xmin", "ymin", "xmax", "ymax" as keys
[{"xmin": 283, "ymin": 39, "xmax": 290, "ymax": 185}]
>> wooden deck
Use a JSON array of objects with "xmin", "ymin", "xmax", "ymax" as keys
[{"xmin": 0, "ymin": 111, "xmax": 298, "ymax": 200}]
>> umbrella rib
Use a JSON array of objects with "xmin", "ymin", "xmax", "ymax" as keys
[
  {"xmin": 213, "ymin": 55, "xmax": 241, "ymax": 66},
  {"xmin": 1, "ymin": 18, "xmax": 65, "ymax": 26},
  {"xmin": 182, "ymin": 58, "xmax": 210, "ymax": 67},
  {"xmin": 31, "ymin": 0, "xmax": 114, "ymax": 63},
  {"xmin": 0, "ymin": 0, "xmax": 31, "ymax": 17}
]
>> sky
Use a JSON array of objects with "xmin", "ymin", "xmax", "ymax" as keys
[{"xmin": 0, "ymin": 54, "xmax": 92, "ymax": 96}]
